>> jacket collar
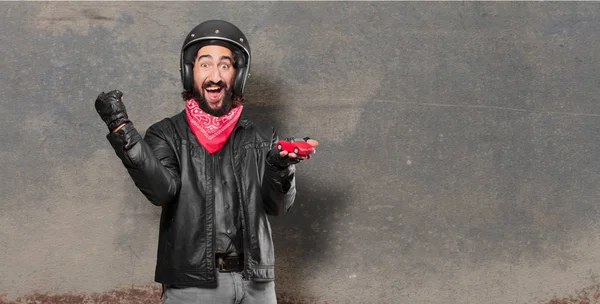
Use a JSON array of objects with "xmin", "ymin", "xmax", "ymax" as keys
[{"xmin": 236, "ymin": 111, "xmax": 253, "ymax": 129}]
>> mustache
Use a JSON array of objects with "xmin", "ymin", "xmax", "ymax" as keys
[{"xmin": 202, "ymin": 80, "xmax": 227, "ymax": 90}]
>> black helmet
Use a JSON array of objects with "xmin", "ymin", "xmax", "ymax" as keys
[{"xmin": 180, "ymin": 20, "xmax": 251, "ymax": 96}]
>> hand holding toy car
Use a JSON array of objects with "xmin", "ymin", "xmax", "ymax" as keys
[
  {"xmin": 266, "ymin": 137, "xmax": 318, "ymax": 169},
  {"xmin": 276, "ymin": 137, "xmax": 316, "ymax": 157}
]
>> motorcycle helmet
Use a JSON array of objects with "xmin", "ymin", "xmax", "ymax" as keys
[{"xmin": 180, "ymin": 20, "xmax": 251, "ymax": 95}]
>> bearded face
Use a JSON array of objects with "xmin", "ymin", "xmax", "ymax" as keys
[
  {"xmin": 191, "ymin": 80, "xmax": 234, "ymax": 117},
  {"xmin": 190, "ymin": 45, "xmax": 237, "ymax": 117}
]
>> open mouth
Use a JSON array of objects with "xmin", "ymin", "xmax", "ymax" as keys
[{"xmin": 204, "ymin": 84, "xmax": 224, "ymax": 102}]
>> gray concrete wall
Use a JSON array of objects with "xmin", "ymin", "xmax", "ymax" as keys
[{"xmin": 2, "ymin": 2, "xmax": 600, "ymax": 303}]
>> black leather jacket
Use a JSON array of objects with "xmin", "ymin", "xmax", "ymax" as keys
[{"xmin": 106, "ymin": 110, "xmax": 296, "ymax": 286}]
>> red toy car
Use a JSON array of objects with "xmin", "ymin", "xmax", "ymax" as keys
[{"xmin": 275, "ymin": 138, "xmax": 315, "ymax": 156}]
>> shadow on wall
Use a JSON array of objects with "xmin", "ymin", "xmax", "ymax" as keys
[
  {"xmin": 244, "ymin": 74, "xmax": 351, "ymax": 302},
  {"xmin": 270, "ymin": 174, "xmax": 348, "ymax": 303}
]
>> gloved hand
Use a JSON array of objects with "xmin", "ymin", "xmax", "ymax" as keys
[
  {"xmin": 266, "ymin": 148, "xmax": 302, "ymax": 169},
  {"xmin": 95, "ymin": 90, "xmax": 130, "ymax": 132}
]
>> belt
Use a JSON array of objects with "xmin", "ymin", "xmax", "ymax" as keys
[{"xmin": 216, "ymin": 254, "xmax": 244, "ymax": 273}]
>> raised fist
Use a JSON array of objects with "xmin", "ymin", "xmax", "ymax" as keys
[{"xmin": 95, "ymin": 90, "xmax": 130, "ymax": 132}]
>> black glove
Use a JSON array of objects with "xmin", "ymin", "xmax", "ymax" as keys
[
  {"xmin": 266, "ymin": 149, "xmax": 301, "ymax": 170},
  {"xmin": 95, "ymin": 90, "xmax": 130, "ymax": 132}
]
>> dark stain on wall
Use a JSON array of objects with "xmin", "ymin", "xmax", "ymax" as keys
[
  {"xmin": 543, "ymin": 285, "xmax": 600, "ymax": 304},
  {"xmin": 0, "ymin": 285, "xmax": 162, "ymax": 304},
  {"xmin": 0, "ymin": 286, "xmax": 331, "ymax": 304},
  {"xmin": 5, "ymin": 285, "xmax": 600, "ymax": 304}
]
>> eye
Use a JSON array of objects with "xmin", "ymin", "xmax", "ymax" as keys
[
  {"xmin": 200, "ymin": 63, "xmax": 210, "ymax": 68},
  {"xmin": 220, "ymin": 63, "xmax": 230, "ymax": 70}
]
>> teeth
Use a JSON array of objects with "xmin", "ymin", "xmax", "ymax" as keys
[{"xmin": 206, "ymin": 87, "xmax": 221, "ymax": 92}]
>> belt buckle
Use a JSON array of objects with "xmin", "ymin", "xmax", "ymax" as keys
[
  {"xmin": 217, "ymin": 257, "xmax": 227, "ymax": 272},
  {"xmin": 217, "ymin": 256, "xmax": 234, "ymax": 272}
]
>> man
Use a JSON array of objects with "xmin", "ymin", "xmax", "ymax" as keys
[{"xmin": 94, "ymin": 20, "xmax": 318, "ymax": 304}]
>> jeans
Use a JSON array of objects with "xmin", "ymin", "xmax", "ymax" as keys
[{"xmin": 163, "ymin": 272, "xmax": 277, "ymax": 304}]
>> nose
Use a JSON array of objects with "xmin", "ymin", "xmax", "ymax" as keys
[{"xmin": 208, "ymin": 65, "xmax": 222, "ymax": 82}]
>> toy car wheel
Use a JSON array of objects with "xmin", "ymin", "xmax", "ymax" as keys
[
  {"xmin": 277, "ymin": 144, "xmax": 283, "ymax": 151},
  {"xmin": 293, "ymin": 147, "xmax": 299, "ymax": 154}
]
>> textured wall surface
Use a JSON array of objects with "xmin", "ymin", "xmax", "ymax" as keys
[{"xmin": 3, "ymin": 2, "xmax": 600, "ymax": 304}]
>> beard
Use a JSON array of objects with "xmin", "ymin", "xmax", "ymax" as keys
[{"xmin": 191, "ymin": 81, "xmax": 234, "ymax": 117}]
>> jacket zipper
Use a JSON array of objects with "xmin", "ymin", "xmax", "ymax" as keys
[
  {"xmin": 230, "ymin": 125, "xmax": 250, "ymax": 280},
  {"xmin": 210, "ymin": 150, "xmax": 218, "ymax": 276}
]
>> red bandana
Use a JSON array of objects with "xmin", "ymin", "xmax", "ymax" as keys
[{"xmin": 185, "ymin": 99, "xmax": 243, "ymax": 154}]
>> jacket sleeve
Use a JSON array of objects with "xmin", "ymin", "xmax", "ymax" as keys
[
  {"xmin": 106, "ymin": 121, "xmax": 181, "ymax": 206},
  {"xmin": 261, "ymin": 130, "xmax": 297, "ymax": 216}
]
